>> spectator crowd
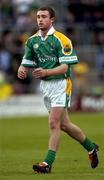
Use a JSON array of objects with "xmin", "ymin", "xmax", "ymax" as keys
[{"xmin": 0, "ymin": 0, "xmax": 104, "ymax": 99}]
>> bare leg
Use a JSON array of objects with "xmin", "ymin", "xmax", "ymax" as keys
[
  {"xmin": 33, "ymin": 108, "xmax": 99, "ymax": 172},
  {"xmin": 60, "ymin": 109, "xmax": 86, "ymax": 143},
  {"xmin": 48, "ymin": 107, "xmax": 65, "ymax": 151}
]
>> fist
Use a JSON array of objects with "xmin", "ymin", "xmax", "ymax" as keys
[
  {"xmin": 32, "ymin": 68, "xmax": 47, "ymax": 79},
  {"xmin": 17, "ymin": 66, "xmax": 28, "ymax": 79}
]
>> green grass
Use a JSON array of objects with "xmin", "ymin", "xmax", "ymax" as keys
[{"xmin": 0, "ymin": 112, "xmax": 104, "ymax": 180}]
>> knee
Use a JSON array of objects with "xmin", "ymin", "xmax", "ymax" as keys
[
  {"xmin": 49, "ymin": 118, "xmax": 60, "ymax": 130},
  {"xmin": 61, "ymin": 123, "xmax": 68, "ymax": 132}
]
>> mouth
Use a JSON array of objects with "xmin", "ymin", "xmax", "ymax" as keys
[{"xmin": 38, "ymin": 23, "xmax": 43, "ymax": 26}]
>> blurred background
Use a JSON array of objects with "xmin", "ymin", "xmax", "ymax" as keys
[{"xmin": 0, "ymin": 0, "xmax": 104, "ymax": 116}]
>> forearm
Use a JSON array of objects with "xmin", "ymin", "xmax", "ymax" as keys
[
  {"xmin": 46, "ymin": 64, "xmax": 68, "ymax": 76},
  {"xmin": 32, "ymin": 64, "xmax": 68, "ymax": 79}
]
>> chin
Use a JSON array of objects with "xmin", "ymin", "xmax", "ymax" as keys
[{"xmin": 40, "ymin": 27, "xmax": 47, "ymax": 31}]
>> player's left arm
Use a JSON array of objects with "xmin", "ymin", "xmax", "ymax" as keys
[
  {"xmin": 32, "ymin": 64, "xmax": 68, "ymax": 78},
  {"xmin": 58, "ymin": 35, "xmax": 78, "ymax": 65}
]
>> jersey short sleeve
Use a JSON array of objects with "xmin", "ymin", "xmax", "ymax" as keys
[
  {"xmin": 21, "ymin": 38, "xmax": 37, "ymax": 68},
  {"xmin": 54, "ymin": 32, "xmax": 78, "ymax": 65}
]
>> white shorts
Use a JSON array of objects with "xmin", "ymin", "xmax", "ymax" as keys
[{"xmin": 40, "ymin": 78, "xmax": 72, "ymax": 111}]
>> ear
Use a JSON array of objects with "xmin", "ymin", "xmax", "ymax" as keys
[{"xmin": 51, "ymin": 17, "xmax": 55, "ymax": 23}]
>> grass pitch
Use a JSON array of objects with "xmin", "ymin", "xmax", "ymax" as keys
[{"xmin": 0, "ymin": 112, "xmax": 104, "ymax": 180}]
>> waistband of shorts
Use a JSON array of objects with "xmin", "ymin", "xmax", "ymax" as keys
[{"xmin": 41, "ymin": 76, "xmax": 71, "ymax": 82}]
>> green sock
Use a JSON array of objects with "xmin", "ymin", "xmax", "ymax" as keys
[
  {"xmin": 81, "ymin": 137, "xmax": 95, "ymax": 152},
  {"xmin": 44, "ymin": 149, "xmax": 56, "ymax": 166}
]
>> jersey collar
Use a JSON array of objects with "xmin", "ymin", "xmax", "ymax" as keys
[{"xmin": 38, "ymin": 26, "xmax": 55, "ymax": 40}]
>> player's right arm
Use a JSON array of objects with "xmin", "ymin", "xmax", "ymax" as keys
[{"xmin": 17, "ymin": 37, "xmax": 37, "ymax": 80}]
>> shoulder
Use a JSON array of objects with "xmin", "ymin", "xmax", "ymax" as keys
[
  {"xmin": 53, "ymin": 31, "xmax": 72, "ymax": 48},
  {"xmin": 28, "ymin": 32, "xmax": 38, "ymax": 40},
  {"xmin": 54, "ymin": 31, "xmax": 69, "ymax": 40},
  {"xmin": 25, "ymin": 32, "xmax": 38, "ymax": 47}
]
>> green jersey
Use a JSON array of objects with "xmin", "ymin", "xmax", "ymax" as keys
[{"xmin": 21, "ymin": 27, "xmax": 78, "ymax": 80}]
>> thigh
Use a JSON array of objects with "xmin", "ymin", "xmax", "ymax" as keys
[
  {"xmin": 51, "ymin": 78, "xmax": 72, "ymax": 108},
  {"xmin": 49, "ymin": 107, "xmax": 66, "ymax": 123},
  {"xmin": 40, "ymin": 80, "xmax": 51, "ymax": 111},
  {"xmin": 40, "ymin": 78, "xmax": 72, "ymax": 111},
  {"xmin": 61, "ymin": 109, "xmax": 71, "ymax": 125}
]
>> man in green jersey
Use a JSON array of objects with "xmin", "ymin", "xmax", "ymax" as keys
[{"xmin": 17, "ymin": 6, "xmax": 99, "ymax": 173}]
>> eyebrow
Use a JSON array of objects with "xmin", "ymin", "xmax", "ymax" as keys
[{"xmin": 37, "ymin": 14, "xmax": 49, "ymax": 18}]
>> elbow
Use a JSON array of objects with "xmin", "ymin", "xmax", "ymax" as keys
[{"xmin": 63, "ymin": 64, "xmax": 68, "ymax": 73}]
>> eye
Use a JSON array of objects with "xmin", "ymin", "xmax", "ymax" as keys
[
  {"xmin": 37, "ymin": 15, "xmax": 40, "ymax": 19},
  {"xmin": 42, "ymin": 15, "xmax": 47, "ymax": 18}
]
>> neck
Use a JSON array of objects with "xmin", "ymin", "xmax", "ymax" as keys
[
  {"xmin": 41, "ymin": 30, "xmax": 48, "ymax": 38},
  {"xmin": 40, "ymin": 25, "xmax": 52, "ymax": 37}
]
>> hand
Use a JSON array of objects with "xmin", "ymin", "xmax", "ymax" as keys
[
  {"xmin": 32, "ymin": 68, "xmax": 47, "ymax": 79},
  {"xmin": 17, "ymin": 66, "xmax": 28, "ymax": 79}
]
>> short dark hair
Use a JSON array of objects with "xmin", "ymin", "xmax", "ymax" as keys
[{"xmin": 37, "ymin": 6, "xmax": 55, "ymax": 18}]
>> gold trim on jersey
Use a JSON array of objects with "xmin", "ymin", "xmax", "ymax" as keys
[
  {"xmin": 65, "ymin": 78, "xmax": 72, "ymax": 95},
  {"xmin": 54, "ymin": 31, "xmax": 73, "ymax": 55}
]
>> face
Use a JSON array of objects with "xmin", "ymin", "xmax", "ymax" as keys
[{"xmin": 37, "ymin": 10, "xmax": 54, "ymax": 31}]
